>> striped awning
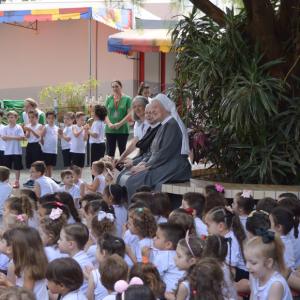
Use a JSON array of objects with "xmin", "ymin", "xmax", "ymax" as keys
[
  {"xmin": 0, "ymin": 7, "xmax": 132, "ymax": 31},
  {"xmin": 108, "ymin": 29, "xmax": 173, "ymax": 55}
]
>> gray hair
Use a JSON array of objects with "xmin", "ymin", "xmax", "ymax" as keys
[{"xmin": 131, "ymin": 96, "xmax": 149, "ymax": 121}]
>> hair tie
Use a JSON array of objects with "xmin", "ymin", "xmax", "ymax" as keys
[
  {"xmin": 241, "ymin": 190, "xmax": 251, "ymax": 198},
  {"xmin": 139, "ymin": 208, "xmax": 143, "ymax": 212},
  {"xmin": 115, "ymin": 240, "xmax": 120, "ymax": 243},
  {"xmin": 17, "ymin": 215, "xmax": 24, "ymax": 222},
  {"xmin": 185, "ymin": 230, "xmax": 195, "ymax": 259},
  {"xmin": 54, "ymin": 201, "xmax": 63, "ymax": 207},
  {"xmin": 249, "ymin": 210, "xmax": 256, "ymax": 217},
  {"xmin": 193, "ymin": 291, "xmax": 197, "ymax": 295},
  {"xmin": 98, "ymin": 211, "xmax": 114, "ymax": 222},
  {"xmin": 115, "ymin": 277, "xmax": 144, "ymax": 300},
  {"xmin": 255, "ymin": 227, "xmax": 275, "ymax": 243},
  {"xmin": 185, "ymin": 208, "xmax": 193, "ymax": 215},
  {"xmin": 152, "ymin": 192, "xmax": 156, "ymax": 195},
  {"xmin": 253, "ymin": 205, "xmax": 257, "ymax": 209},
  {"xmin": 215, "ymin": 184, "xmax": 224, "ymax": 193},
  {"xmin": 49, "ymin": 208, "xmax": 63, "ymax": 220}
]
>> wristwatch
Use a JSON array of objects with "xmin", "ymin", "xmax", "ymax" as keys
[{"xmin": 114, "ymin": 124, "xmax": 118, "ymax": 130}]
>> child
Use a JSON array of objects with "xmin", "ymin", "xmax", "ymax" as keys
[
  {"xmin": 204, "ymin": 235, "xmax": 238, "ymax": 300},
  {"xmin": 83, "ymin": 161, "xmax": 105, "ymax": 195},
  {"xmin": 23, "ymin": 109, "xmax": 43, "ymax": 188},
  {"xmin": 39, "ymin": 211, "xmax": 68, "ymax": 262},
  {"xmin": 31, "ymin": 161, "xmax": 53, "ymax": 197},
  {"xmin": 136, "ymin": 185, "xmax": 153, "ymax": 193},
  {"xmin": 105, "ymin": 172, "xmax": 114, "ymax": 187},
  {"xmin": 231, "ymin": 190, "xmax": 254, "ymax": 237},
  {"xmin": 143, "ymin": 223, "xmax": 186, "ymax": 293},
  {"xmin": 168, "ymin": 212, "xmax": 196, "ymax": 235},
  {"xmin": 126, "ymin": 207, "xmax": 157, "ymax": 263},
  {"xmin": 70, "ymin": 164, "xmax": 86, "ymax": 197},
  {"xmin": 244, "ymin": 228, "xmax": 292, "ymax": 300},
  {"xmin": 2, "ymin": 111, "xmax": 25, "ymax": 188},
  {"xmin": 60, "ymin": 170, "xmax": 81, "ymax": 208},
  {"xmin": 167, "ymin": 235, "xmax": 205, "ymax": 300},
  {"xmin": 80, "ymin": 194, "xmax": 103, "ymax": 219},
  {"xmin": 0, "ymin": 109, "xmax": 6, "ymax": 166},
  {"xmin": 246, "ymin": 210, "xmax": 271, "ymax": 239},
  {"xmin": 58, "ymin": 223, "xmax": 94, "ymax": 294},
  {"xmin": 103, "ymin": 184, "xmax": 128, "ymax": 237},
  {"xmin": 58, "ymin": 112, "xmax": 75, "ymax": 169},
  {"xmin": 153, "ymin": 192, "xmax": 172, "ymax": 221},
  {"xmin": 181, "ymin": 192, "xmax": 207, "ymax": 237},
  {"xmin": 203, "ymin": 184, "xmax": 225, "ymax": 195},
  {"xmin": 0, "ymin": 286, "xmax": 36, "ymax": 300},
  {"xmin": 40, "ymin": 110, "xmax": 59, "ymax": 179},
  {"xmin": 37, "ymin": 201, "xmax": 70, "ymax": 224},
  {"xmin": 203, "ymin": 192, "xmax": 227, "ymax": 216},
  {"xmin": 54, "ymin": 192, "xmax": 82, "ymax": 223},
  {"xmin": 70, "ymin": 112, "xmax": 90, "ymax": 170},
  {"xmin": 0, "ymin": 167, "xmax": 11, "ymax": 223},
  {"xmin": 257, "ymin": 197, "xmax": 277, "ymax": 214},
  {"xmin": 129, "ymin": 263, "xmax": 166, "ymax": 300},
  {"xmin": 46, "ymin": 257, "xmax": 87, "ymax": 300},
  {"xmin": 88, "ymin": 104, "xmax": 107, "ymax": 166},
  {"xmin": 0, "ymin": 227, "xmax": 49, "ymax": 299},
  {"xmin": 188, "ymin": 257, "xmax": 228, "ymax": 300},
  {"xmin": 205, "ymin": 206, "xmax": 248, "ymax": 282},
  {"xmin": 278, "ymin": 193, "xmax": 298, "ymax": 202},
  {"xmin": 99, "ymin": 254, "xmax": 128, "ymax": 300},
  {"xmin": 86, "ymin": 233, "xmax": 125, "ymax": 300}
]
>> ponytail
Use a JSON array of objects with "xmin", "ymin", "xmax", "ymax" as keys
[
  {"xmin": 5, "ymin": 196, "xmax": 34, "ymax": 220},
  {"xmin": 104, "ymin": 184, "xmax": 128, "ymax": 205},
  {"xmin": 97, "ymin": 232, "xmax": 125, "ymax": 258}
]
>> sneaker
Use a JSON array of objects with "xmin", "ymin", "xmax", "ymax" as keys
[
  {"xmin": 13, "ymin": 181, "xmax": 20, "ymax": 189},
  {"xmin": 23, "ymin": 179, "xmax": 34, "ymax": 187},
  {"xmin": 51, "ymin": 177, "xmax": 61, "ymax": 184},
  {"xmin": 27, "ymin": 180, "xmax": 35, "ymax": 188}
]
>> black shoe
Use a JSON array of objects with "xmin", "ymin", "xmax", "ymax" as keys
[{"xmin": 51, "ymin": 177, "xmax": 61, "ymax": 184}]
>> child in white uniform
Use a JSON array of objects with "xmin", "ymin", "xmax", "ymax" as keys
[
  {"xmin": 244, "ymin": 228, "xmax": 292, "ymax": 300},
  {"xmin": 58, "ymin": 223, "xmax": 93, "ymax": 295},
  {"xmin": 58, "ymin": 112, "xmax": 75, "ymax": 168},
  {"xmin": 0, "ymin": 110, "xmax": 6, "ymax": 166},
  {"xmin": 60, "ymin": 170, "xmax": 81, "ymax": 208},
  {"xmin": 83, "ymin": 161, "xmax": 105, "ymax": 195},
  {"xmin": 70, "ymin": 165, "xmax": 86, "ymax": 197},
  {"xmin": 46, "ymin": 257, "xmax": 87, "ymax": 300},
  {"xmin": 40, "ymin": 110, "xmax": 59, "ymax": 179},
  {"xmin": 0, "ymin": 167, "xmax": 11, "ymax": 222},
  {"xmin": 103, "ymin": 184, "xmax": 128, "ymax": 237},
  {"xmin": 31, "ymin": 161, "xmax": 53, "ymax": 197}
]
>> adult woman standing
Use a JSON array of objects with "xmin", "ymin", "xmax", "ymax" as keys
[
  {"xmin": 19, "ymin": 98, "xmax": 47, "ymax": 126},
  {"xmin": 104, "ymin": 80, "xmax": 132, "ymax": 159}
]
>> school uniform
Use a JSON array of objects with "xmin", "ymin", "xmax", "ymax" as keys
[
  {"xmin": 43, "ymin": 124, "xmax": 59, "ymax": 166},
  {"xmin": 102, "ymin": 292, "xmax": 117, "ymax": 300},
  {"xmin": 76, "ymin": 179, "xmax": 86, "ymax": 195},
  {"xmin": 91, "ymin": 269, "xmax": 108, "ymax": 300},
  {"xmin": 0, "ymin": 124, "xmax": 6, "ymax": 166},
  {"xmin": 44, "ymin": 245, "xmax": 65, "ymax": 263},
  {"xmin": 280, "ymin": 236, "xmax": 296, "ymax": 275},
  {"xmin": 222, "ymin": 264, "xmax": 238, "ymax": 300},
  {"xmin": 70, "ymin": 125, "xmax": 87, "ymax": 168},
  {"xmin": 153, "ymin": 250, "xmax": 185, "ymax": 292},
  {"xmin": 0, "ymin": 254, "xmax": 10, "ymax": 273},
  {"xmin": 62, "ymin": 289, "xmax": 87, "ymax": 300},
  {"xmin": 135, "ymin": 238, "xmax": 154, "ymax": 263},
  {"xmin": 123, "ymin": 229, "xmax": 139, "ymax": 267},
  {"xmin": 68, "ymin": 215, "xmax": 76, "ymax": 224},
  {"xmin": 95, "ymin": 174, "xmax": 105, "ymax": 195},
  {"xmin": 86, "ymin": 244, "xmax": 98, "ymax": 267},
  {"xmin": 46, "ymin": 176, "xmax": 60, "ymax": 193},
  {"xmin": 72, "ymin": 250, "xmax": 93, "ymax": 295},
  {"xmin": 239, "ymin": 215, "xmax": 249, "ymax": 238},
  {"xmin": 194, "ymin": 217, "xmax": 208, "ymax": 237},
  {"xmin": 35, "ymin": 176, "xmax": 53, "ymax": 197},
  {"xmin": 89, "ymin": 120, "xmax": 105, "ymax": 164},
  {"xmin": 61, "ymin": 126, "xmax": 73, "ymax": 167},
  {"xmin": 28, "ymin": 211, "xmax": 38, "ymax": 229},
  {"xmin": 181, "ymin": 281, "xmax": 190, "ymax": 300},
  {"xmin": 26, "ymin": 123, "xmax": 43, "ymax": 168},
  {"xmin": 60, "ymin": 184, "xmax": 81, "ymax": 200},
  {"xmin": 112, "ymin": 205, "xmax": 127, "ymax": 237},
  {"xmin": 287, "ymin": 224, "xmax": 300, "ymax": 269},
  {"xmin": 0, "ymin": 182, "xmax": 11, "ymax": 216},
  {"xmin": 155, "ymin": 216, "xmax": 168, "ymax": 224},
  {"xmin": 3, "ymin": 124, "xmax": 24, "ymax": 170}
]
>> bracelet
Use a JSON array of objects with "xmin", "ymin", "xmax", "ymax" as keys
[{"xmin": 114, "ymin": 124, "xmax": 118, "ymax": 129}]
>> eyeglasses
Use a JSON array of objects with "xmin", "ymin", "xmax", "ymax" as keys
[{"xmin": 29, "ymin": 170, "xmax": 37, "ymax": 173}]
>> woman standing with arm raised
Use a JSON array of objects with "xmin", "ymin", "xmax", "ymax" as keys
[{"xmin": 104, "ymin": 80, "xmax": 132, "ymax": 159}]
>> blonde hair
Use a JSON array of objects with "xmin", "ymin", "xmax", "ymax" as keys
[
  {"xmin": 4, "ymin": 214, "xmax": 28, "ymax": 230},
  {"xmin": 25, "ymin": 98, "xmax": 38, "ymax": 108},
  {"xmin": 244, "ymin": 232, "xmax": 286, "ymax": 274}
]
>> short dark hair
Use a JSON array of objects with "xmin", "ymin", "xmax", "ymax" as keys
[
  {"xmin": 116, "ymin": 285, "xmax": 156, "ymax": 300},
  {"xmin": 128, "ymin": 201, "xmax": 150, "ymax": 212},
  {"xmin": 278, "ymin": 193, "xmax": 298, "ymax": 200},
  {"xmin": 98, "ymin": 232, "xmax": 125, "ymax": 258},
  {"xmin": 31, "ymin": 161, "xmax": 46, "ymax": 175},
  {"xmin": 92, "ymin": 104, "xmax": 108, "ymax": 121},
  {"xmin": 183, "ymin": 192, "xmax": 205, "ymax": 216},
  {"xmin": 99, "ymin": 254, "xmax": 128, "ymax": 290},
  {"xmin": 246, "ymin": 211, "xmax": 271, "ymax": 236},
  {"xmin": 63, "ymin": 223, "xmax": 89, "ymax": 250},
  {"xmin": 61, "ymin": 169, "xmax": 73, "ymax": 179},
  {"xmin": 0, "ymin": 166, "xmax": 10, "ymax": 182},
  {"xmin": 158, "ymin": 223, "xmax": 186, "ymax": 250},
  {"xmin": 234, "ymin": 192, "xmax": 255, "ymax": 215},
  {"xmin": 84, "ymin": 200, "xmax": 112, "ymax": 216},
  {"xmin": 70, "ymin": 165, "xmax": 81, "ymax": 175},
  {"xmin": 257, "ymin": 197, "xmax": 277, "ymax": 214},
  {"xmin": 28, "ymin": 109, "xmax": 38, "ymax": 118},
  {"xmin": 46, "ymin": 258, "xmax": 83, "ymax": 291},
  {"xmin": 136, "ymin": 185, "xmax": 153, "ymax": 193},
  {"xmin": 277, "ymin": 198, "xmax": 300, "ymax": 218},
  {"xmin": 38, "ymin": 194, "xmax": 60, "ymax": 206},
  {"xmin": 46, "ymin": 110, "xmax": 57, "ymax": 118}
]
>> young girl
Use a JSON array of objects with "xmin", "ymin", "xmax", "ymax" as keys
[
  {"xmin": 86, "ymin": 233, "xmax": 125, "ymax": 300},
  {"xmin": 153, "ymin": 192, "xmax": 172, "ymax": 221},
  {"xmin": 46, "ymin": 257, "xmax": 87, "ymax": 300},
  {"xmin": 205, "ymin": 206, "xmax": 248, "ymax": 281},
  {"xmin": 54, "ymin": 191, "xmax": 82, "ymax": 223},
  {"xmin": 0, "ymin": 227, "xmax": 49, "ymax": 299},
  {"xmin": 203, "ymin": 184, "xmax": 225, "ymax": 195},
  {"xmin": 38, "ymin": 209, "xmax": 68, "ymax": 263},
  {"xmin": 168, "ymin": 213, "xmax": 196, "ymax": 235},
  {"xmin": 231, "ymin": 190, "xmax": 254, "ymax": 237},
  {"xmin": 126, "ymin": 207, "xmax": 157, "ymax": 263},
  {"xmin": 203, "ymin": 192, "xmax": 227, "ymax": 216},
  {"xmin": 246, "ymin": 210, "xmax": 271, "ymax": 239},
  {"xmin": 105, "ymin": 172, "xmax": 114, "ymax": 187},
  {"xmin": 37, "ymin": 201, "xmax": 70, "ymax": 224},
  {"xmin": 165, "ymin": 235, "xmax": 205, "ymax": 300},
  {"xmin": 244, "ymin": 228, "xmax": 292, "ymax": 300},
  {"xmin": 83, "ymin": 161, "xmax": 105, "ymax": 194},
  {"xmin": 203, "ymin": 235, "xmax": 238, "ymax": 300},
  {"xmin": 115, "ymin": 281, "xmax": 156, "ymax": 300},
  {"xmin": 88, "ymin": 104, "xmax": 107, "ymax": 167},
  {"xmin": 103, "ymin": 184, "xmax": 128, "ymax": 237},
  {"xmin": 129, "ymin": 263, "xmax": 166, "ymax": 300}
]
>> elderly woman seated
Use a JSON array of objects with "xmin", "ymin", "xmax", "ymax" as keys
[{"xmin": 116, "ymin": 94, "xmax": 191, "ymax": 199}]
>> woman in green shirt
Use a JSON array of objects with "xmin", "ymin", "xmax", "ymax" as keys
[
  {"xmin": 104, "ymin": 80, "xmax": 132, "ymax": 158},
  {"xmin": 19, "ymin": 98, "xmax": 47, "ymax": 126}
]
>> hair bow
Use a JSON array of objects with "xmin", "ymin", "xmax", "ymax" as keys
[
  {"xmin": 114, "ymin": 277, "xmax": 144, "ymax": 296},
  {"xmin": 98, "ymin": 211, "xmax": 114, "ymax": 222},
  {"xmin": 185, "ymin": 208, "xmax": 194, "ymax": 215},
  {"xmin": 185, "ymin": 230, "xmax": 195, "ymax": 258},
  {"xmin": 54, "ymin": 201, "xmax": 63, "ymax": 207},
  {"xmin": 49, "ymin": 208, "xmax": 63, "ymax": 220},
  {"xmin": 17, "ymin": 215, "xmax": 24, "ymax": 222},
  {"xmin": 106, "ymin": 168, "xmax": 114, "ymax": 179},
  {"xmin": 255, "ymin": 227, "xmax": 275, "ymax": 243},
  {"xmin": 215, "ymin": 184, "xmax": 224, "ymax": 193},
  {"xmin": 241, "ymin": 190, "xmax": 251, "ymax": 198}
]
